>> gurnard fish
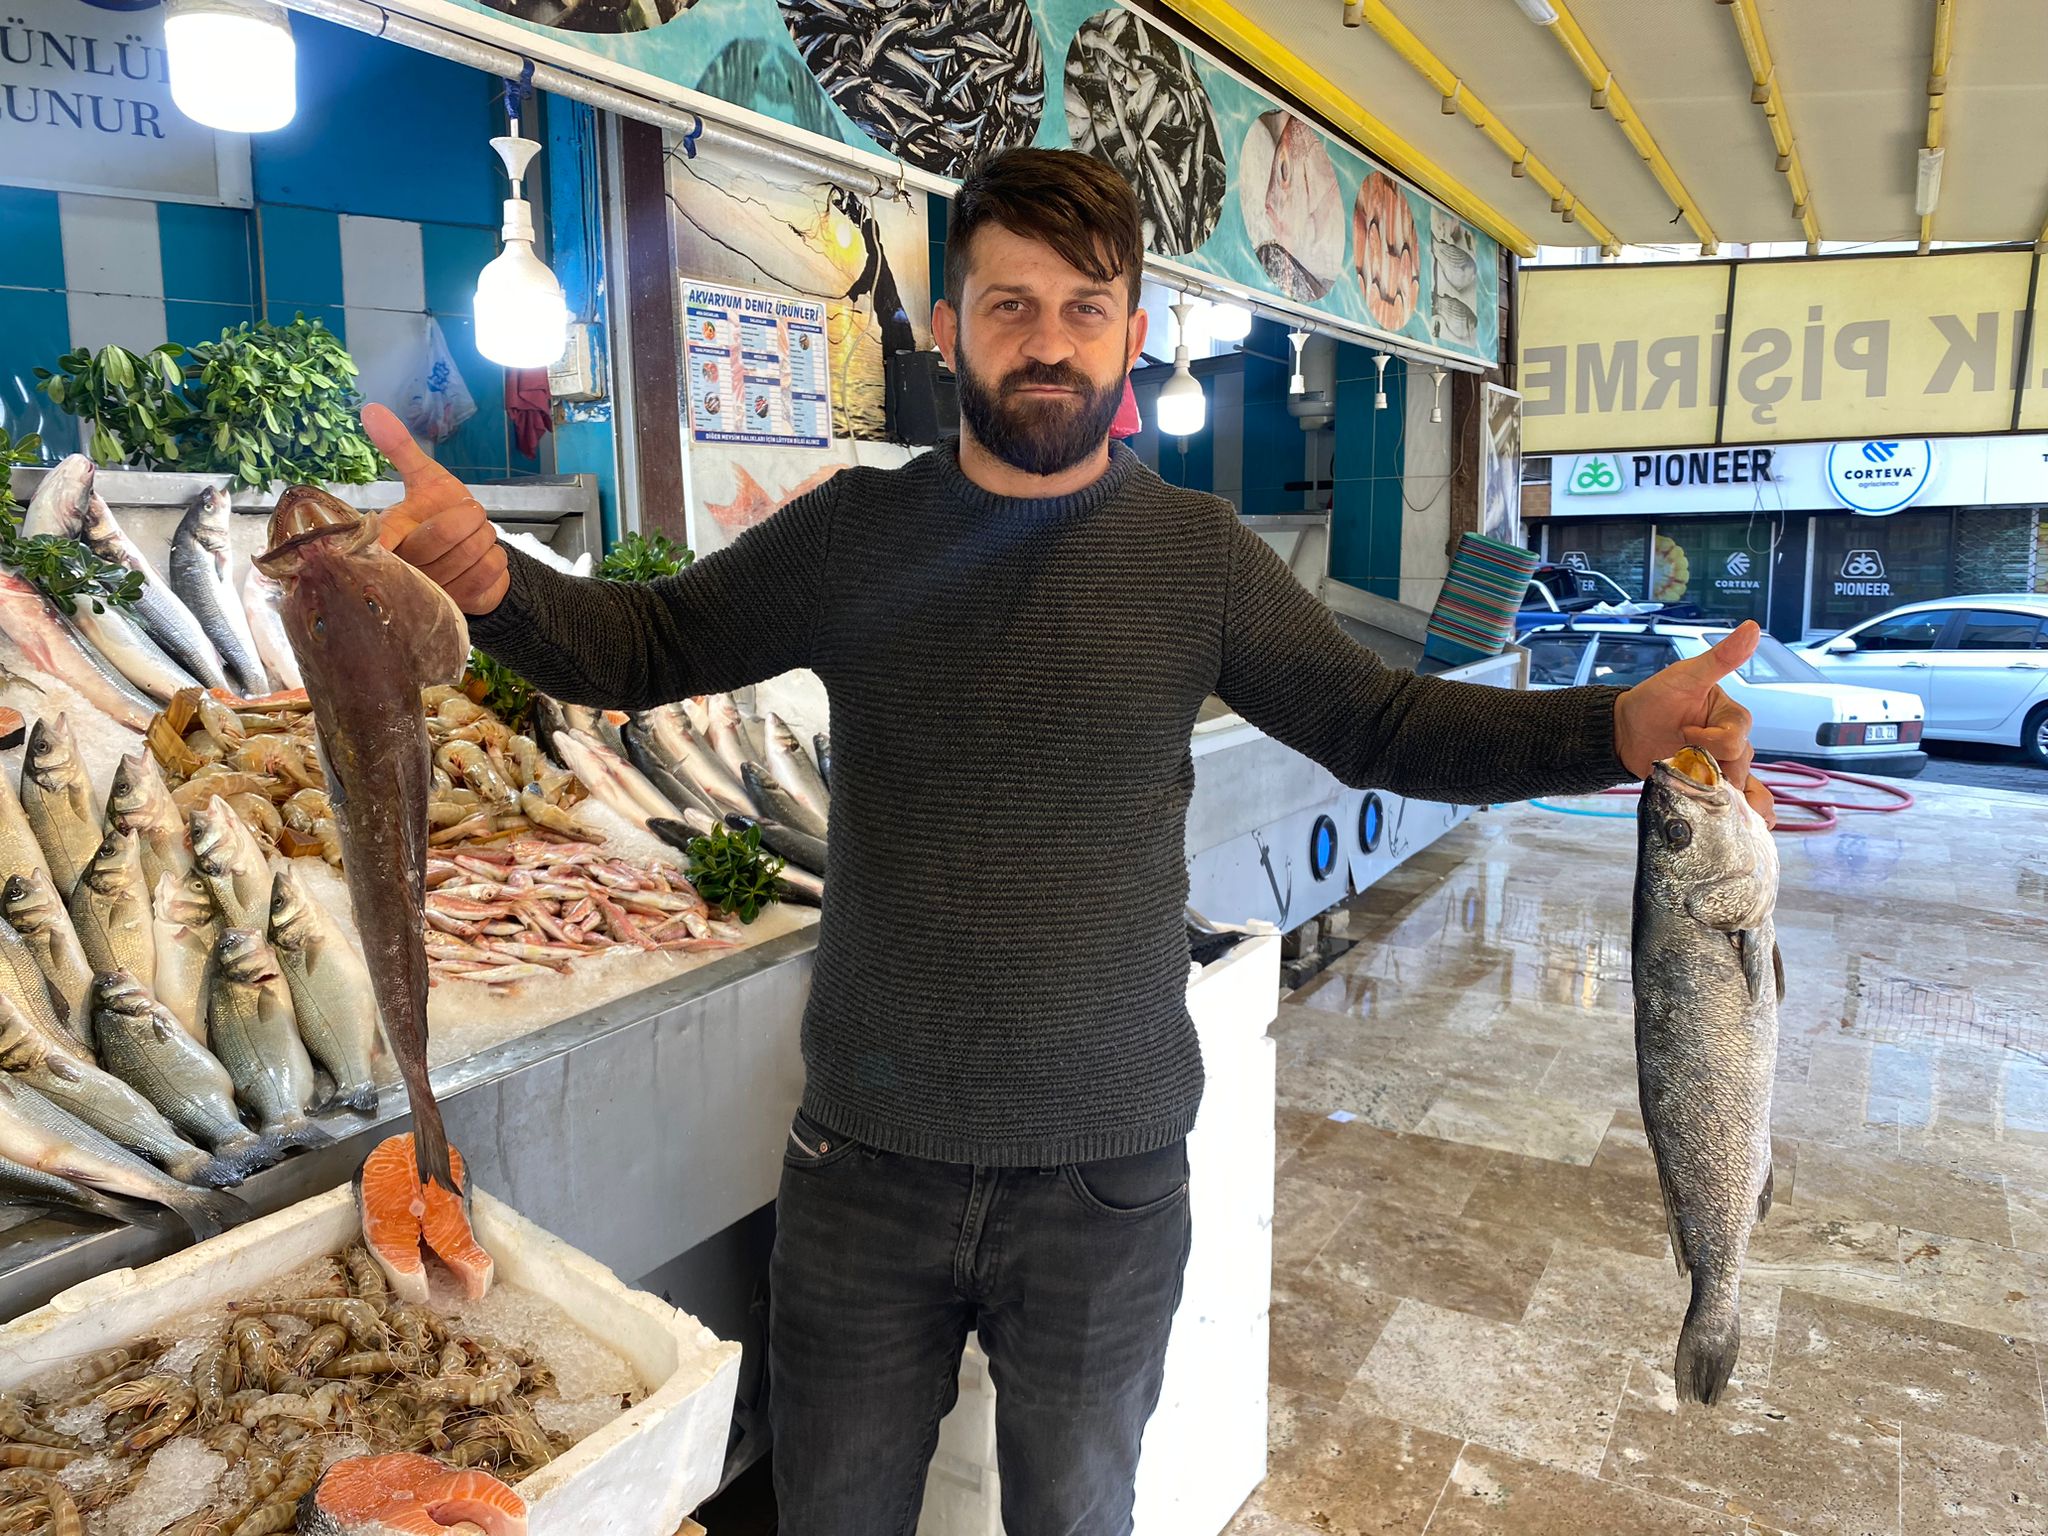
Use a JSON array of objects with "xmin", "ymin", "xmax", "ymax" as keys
[
  {"xmin": 0, "ymin": 1069, "xmax": 244, "ymax": 1236},
  {"xmin": 92, "ymin": 969, "xmax": 276, "ymax": 1181},
  {"xmin": 169, "ymin": 485, "xmax": 269, "ymax": 696},
  {"xmin": 21, "ymin": 714, "xmax": 103, "ymax": 896},
  {"xmin": 1634, "ymin": 746, "xmax": 1782, "ymax": 1405},
  {"xmin": 241, "ymin": 564, "xmax": 304, "ymax": 691},
  {"xmin": 22, "ymin": 454, "xmax": 228, "ymax": 689},
  {"xmin": 256, "ymin": 486, "xmax": 469, "ymax": 1194},
  {"xmin": 0, "ymin": 529, "xmax": 153, "ymax": 733},
  {"xmin": 268, "ymin": 865, "xmax": 379, "ymax": 1114}
]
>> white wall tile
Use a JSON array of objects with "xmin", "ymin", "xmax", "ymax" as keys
[
  {"xmin": 57, "ymin": 194, "xmax": 164, "ymax": 300},
  {"xmin": 343, "ymin": 307, "xmax": 433, "ymax": 430},
  {"xmin": 338, "ymin": 215, "xmax": 425, "ymax": 314},
  {"xmin": 65, "ymin": 293, "xmax": 169, "ymax": 358}
]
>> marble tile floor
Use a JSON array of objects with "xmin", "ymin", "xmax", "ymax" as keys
[{"xmin": 1231, "ymin": 781, "xmax": 2048, "ymax": 1536}]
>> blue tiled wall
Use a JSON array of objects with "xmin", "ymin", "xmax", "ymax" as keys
[
  {"xmin": 1329, "ymin": 349, "xmax": 1408, "ymax": 599},
  {"xmin": 0, "ymin": 17, "xmax": 540, "ymax": 482}
]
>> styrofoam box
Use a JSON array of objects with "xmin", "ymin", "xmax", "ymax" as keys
[
  {"xmin": 918, "ymin": 931, "xmax": 1280, "ymax": 1536},
  {"xmin": 0, "ymin": 1185, "xmax": 741, "ymax": 1536}
]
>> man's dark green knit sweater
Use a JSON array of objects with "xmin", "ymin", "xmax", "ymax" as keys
[{"xmin": 470, "ymin": 440, "xmax": 1630, "ymax": 1165}]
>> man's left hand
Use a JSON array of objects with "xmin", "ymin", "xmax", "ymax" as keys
[{"xmin": 1614, "ymin": 621, "xmax": 1777, "ymax": 828}]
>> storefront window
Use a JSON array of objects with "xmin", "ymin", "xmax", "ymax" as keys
[
  {"xmin": 1646, "ymin": 520, "xmax": 1773, "ymax": 625},
  {"xmin": 1545, "ymin": 520, "xmax": 1650, "ymax": 597},
  {"xmin": 1810, "ymin": 510, "xmax": 1951, "ymax": 632}
]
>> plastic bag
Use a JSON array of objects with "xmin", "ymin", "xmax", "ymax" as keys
[{"xmin": 397, "ymin": 317, "xmax": 478, "ymax": 444}]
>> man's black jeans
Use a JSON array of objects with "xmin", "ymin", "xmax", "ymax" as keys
[{"xmin": 769, "ymin": 1108, "xmax": 1194, "ymax": 1536}]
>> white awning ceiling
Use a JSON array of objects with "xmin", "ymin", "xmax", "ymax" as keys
[{"xmin": 1168, "ymin": 0, "xmax": 2048, "ymax": 254}]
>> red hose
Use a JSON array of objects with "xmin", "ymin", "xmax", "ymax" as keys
[{"xmin": 1597, "ymin": 760, "xmax": 1916, "ymax": 834}]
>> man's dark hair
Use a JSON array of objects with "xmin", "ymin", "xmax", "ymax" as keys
[{"xmin": 944, "ymin": 149, "xmax": 1145, "ymax": 313}]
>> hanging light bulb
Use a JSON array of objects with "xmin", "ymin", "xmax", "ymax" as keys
[
  {"xmin": 1207, "ymin": 301, "xmax": 1254, "ymax": 342},
  {"xmin": 475, "ymin": 93, "xmax": 569, "ymax": 370},
  {"xmin": 1372, "ymin": 353, "xmax": 1391, "ymax": 411},
  {"xmin": 1430, "ymin": 368, "xmax": 1446, "ymax": 424},
  {"xmin": 1155, "ymin": 300, "xmax": 1206, "ymax": 437},
  {"xmin": 1287, "ymin": 330, "xmax": 1310, "ymax": 396},
  {"xmin": 163, "ymin": 0, "xmax": 297, "ymax": 133}
]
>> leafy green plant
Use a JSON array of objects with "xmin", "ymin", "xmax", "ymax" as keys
[
  {"xmin": 0, "ymin": 430, "xmax": 144, "ymax": 614},
  {"xmin": 597, "ymin": 531, "xmax": 693, "ymax": 582},
  {"xmin": 34, "ymin": 344, "xmax": 195, "ymax": 469},
  {"xmin": 685, "ymin": 821, "xmax": 785, "ymax": 923},
  {"xmin": 464, "ymin": 648, "xmax": 535, "ymax": 734},
  {"xmin": 186, "ymin": 316, "xmax": 388, "ymax": 490}
]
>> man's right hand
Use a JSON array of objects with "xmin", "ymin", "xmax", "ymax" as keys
[{"xmin": 361, "ymin": 403, "xmax": 511, "ymax": 616}]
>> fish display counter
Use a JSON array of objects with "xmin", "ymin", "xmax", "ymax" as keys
[{"xmin": 1184, "ymin": 580, "xmax": 1525, "ymax": 933}]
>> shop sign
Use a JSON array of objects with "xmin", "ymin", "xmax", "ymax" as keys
[
  {"xmin": 684, "ymin": 283, "xmax": 832, "ymax": 450},
  {"xmin": 1825, "ymin": 439, "xmax": 1935, "ymax": 515},
  {"xmin": 379, "ymin": 0, "xmax": 1503, "ymax": 365},
  {"xmin": 1563, "ymin": 454, "xmax": 1624, "ymax": 495},
  {"xmin": 0, "ymin": 0, "xmax": 251, "ymax": 206},
  {"xmin": 1715, "ymin": 549, "xmax": 1761, "ymax": 596},
  {"xmin": 1520, "ymin": 248, "xmax": 2048, "ymax": 450},
  {"xmin": 1835, "ymin": 548, "xmax": 1891, "ymax": 599}
]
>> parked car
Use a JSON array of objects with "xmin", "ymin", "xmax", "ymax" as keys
[
  {"xmin": 1523, "ymin": 620, "xmax": 1927, "ymax": 777},
  {"xmin": 1793, "ymin": 595, "xmax": 2048, "ymax": 766},
  {"xmin": 1514, "ymin": 564, "xmax": 1702, "ymax": 633}
]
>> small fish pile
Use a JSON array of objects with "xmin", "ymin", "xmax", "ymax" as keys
[
  {"xmin": 777, "ymin": 0, "xmax": 1046, "ymax": 178},
  {"xmin": 144, "ymin": 685, "xmax": 589, "ymax": 868},
  {"xmin": 1063, "ymin": 9, "xmax": 1227, "ymax": 256},
  {"xmin": 9, "ymin": 461, "xmax": 299, "ymax": 718},
  {"xmin": 1633, "ymin": 747, "xmax": 1783, "ymax": 1406},
  {"xmin": 0, "ymin": 1242, "xmax": 626, "ymax": 1533},
  {"xmin": 424, "ymin": 841, "xmax": 743, "ymax": 988},
  {"xmin": 0, "ymin": 704, "xmax": 406, "ymax": 1236},
  {"xmin": 541, "ymin": 692, "xmax": 829, "ymax": 907}
]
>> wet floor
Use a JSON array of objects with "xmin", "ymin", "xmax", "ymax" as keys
[{"xmin": 1232, "ymin": 780, "xmax": 2048, "ymax": 1536}]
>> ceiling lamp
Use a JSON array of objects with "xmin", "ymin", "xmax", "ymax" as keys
[
  {"xmin": 1287, "ymin": 330, "xmax": 1310, "ymax": 396},
  {"xmin": 1208, "ymin": 301, "xmax": 1254, "ymax": 343},
  {"xmin": 1513, "ymin": 0, "xmax": 1559, "ymax": 22},
  {"xmin": 1343, "ymin": 1, "xmax": 1364, "ymax": 25},
  {"xmin": 1156, "ymin": 301, "xmax": 1206, "ymax": 437},
  {"xmin": 476, "ymin": 87, "xmax": 569, "ymax": 369},
  {"xmin": 1372, "ymin": 353, "xmax": 1391, "ymax": 411},
  {"xmin": 1430, "ymin": 368, "xmax": 1447, "ymax": 424},
  {"xmin": 163, "ymin": 0, "xmax": 297, "ymax": 133}
]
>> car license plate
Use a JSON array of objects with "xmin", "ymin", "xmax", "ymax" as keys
[{"xmin": 1866, "ymin": 723, "xmax": 1900, "ymax": 744}]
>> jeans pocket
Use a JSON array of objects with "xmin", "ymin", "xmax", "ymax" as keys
[
  {"xmin": 783, "ymin": 1108, "xmax": 858, "ymax": 1170},
  {"xmin": 1063, "ymin": 1141, "xmax": 1191, "ymax": 1219}
]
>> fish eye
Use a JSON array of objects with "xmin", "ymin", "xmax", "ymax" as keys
[
  {"xmin": 365, "ymin": 594, "xmax": 381, "ymax": 617},
  {"xmin": 311, "ymin": 615, "xmax": 325, "ymax": 636},
  {"xmin": 1664, "ymin": 818, "xmax": 1693, "ymax": 848}
]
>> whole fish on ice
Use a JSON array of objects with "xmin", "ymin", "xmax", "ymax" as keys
[
  {"xmin": 268, "ymin": 864, "xmax": 379, "ymax": 1114},
  {"xmin": 0, "ymin": 562, "xmax": 153, "ymax": 731},
  {"xmin": 1634, "ymin": 746, "xmax": 1782, "ymax": 1406},
  {"xmin": 107, "ymin": 750, "xmax": 197, "ymax": 896},
  {"xmin": 67, "ymin": 827, "xmax": 156, "ymax": 985},
  {"xmin": 763, "ymin": 711, "xmax": 830, "ymax": 827},
  {"xmin": 21, "ymin": 714, "xmax": 103, "ymax": 896},
  {"xmin": 22, "ymin": 454, "xmax": 228, "ymax": 688},
  {"xmin": 256, "ymin": 485, "xmax": 468, "ymax": 1193},
  {"xmin": 170, "ymin": 484, "xmax": 268, "ymax": 696},
  {"xmin": 207, "ymin": 926, "xmax": 325, "ymax": 1151},
  {"xmin": 150, "ymin": 868, "xmax": 218, "ymax": 1043},
  {"xmin": 4, "ymin": 872, "xmax": 94, "ymax": 1048},
  {"xmin": 240, "ymin": 564, "xmax": 304, "ymax": 691},
  {"xmin": 190, "ymin": 792, "xmax": 275, "ymax": 930}
]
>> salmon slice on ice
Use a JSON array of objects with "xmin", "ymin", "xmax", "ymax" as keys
[
  {"xmin": 300, "ymin": 1452, "xmax": 527, "ymax": 1536},
  {"xmin": 354, "ymin": 1132, "xmax": 494, "ymax": 1303}
]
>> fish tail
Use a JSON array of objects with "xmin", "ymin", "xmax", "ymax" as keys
[
  {"xmin": 208, "ymin": 1131, "xmax": 285, "ymax": 1185},
  {"xmin": 327, "ymin": 1080, "xmax": 379, "ymax": 1117},
  {"xmin": 165, "ymin": 1145, "xmax": 244, "ymax": 1190},
  {"xmin": 411, "ymin": 1090, "xmax": 460, "ymax": 1196},
  {"xmin": 165, "ymin": 1184, "xmax": 250, "ymax": 1240},
  {"xmin": 1675, "ymin": 1282, "xmax": 1743, "ymax": 1406},
  {"xmin": 271, "ymin": 1117, "xmax": 335, "ymax": 1153}
]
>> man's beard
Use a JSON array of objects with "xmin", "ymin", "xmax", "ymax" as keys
[{"xmin": 954, "ymin": 337, "xmax": 1126, "ymax": 479}]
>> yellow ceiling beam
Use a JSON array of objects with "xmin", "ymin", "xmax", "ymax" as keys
[
  {"xmin": 1919, "ymin": 0, "xmax": 1957, "ymax": 252},
  {"xmin": 1330, "ymin": 0, "xmax": 1621, "ymax": 250},
  {"xmin": 1538, "ymin": 0, "xmax": 1717, "ymax": 252},
  {"xmin": 1723, "ymin": 0, "xmax": 1822, "ymax": 251},
  {"xmin": 1152, "ymin": 0, "xmax": 1548, "ymax": 257}
]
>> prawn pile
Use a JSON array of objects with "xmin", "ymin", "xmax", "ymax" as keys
[
  {"xmin": 425, "ymin": 842, "xmax": 742, "ymax": 989},
  {"xmin": 0, "ymin": 1247, "xmax": 639, "ymax": 1534},
  {"xmin": 146, "ymin": 687, "xmax": 595, "ymax": 867}
]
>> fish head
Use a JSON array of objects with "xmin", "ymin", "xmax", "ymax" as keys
[
  {"xmin": 21, "ymin": 455, "xmax": 94, "ymax": 538},
  {"xmin": 108, "ymin": 751, "xmax": 171, "ymax": 825},
  {"xmin": 213, "ymin": 926, "xmax": 279, "ymax": 984},
  {"xmin": 189, "ymin": 796, "xmax": 243, "ymax": 878},
  {"xmin": 84, "ymin": 828, "xmax": 141, "ymax": 892},
  {"xmin": 92, "ymin": 968, "xmax": 154, "ymax": 1022},
  {"xmin": 258, "ymin": 485, "xmax": 470, "ymax": 690},
  {"xmin": 1640, "ymin": 747, "xmax": 1777, "ymax": 914},
  {"xmin": 24, "ymin": 713, "xmax": 80, "ymax": 784},
  {"xmin": 267, "ymin": 866, "xmax": 310, "ymax": 943},
  {"xmin": 152, "ymin": 869, "xmax": 213, "ymax": 927},
  {"xmin": 2, "ymin": 872, "xmax": 55, "ymax": 930},
  {"xmin": 182, "ymin": 485, "xmax": 234, "ymax": 557}
]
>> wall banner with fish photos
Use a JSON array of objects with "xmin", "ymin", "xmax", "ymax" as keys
[
  {"xmin": 1480, "ymin": 384, "xmax": 1524, "ymax": 551},
  {"xmin": 393, "ymin": 0, "xmax": 1502, "ymax": 367}
]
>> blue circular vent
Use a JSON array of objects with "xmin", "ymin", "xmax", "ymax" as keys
[
  {"xmin": 1359, "ymin": 793, "xmax": 1384, "ymax": 854},
  {"xmin": 1310, "ymin": 815, "xmax": 1339, "ymax": 881}
]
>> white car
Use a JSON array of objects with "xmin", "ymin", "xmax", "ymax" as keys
[
  {"xmin": 1794, "ymin": 595, "xmax": 2048, "ymax": 767},
  {"xmin": 1523, "ymin": 621, "xmax": 1927, "ymax": 778}
]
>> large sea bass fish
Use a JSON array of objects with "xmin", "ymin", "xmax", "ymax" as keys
[
  {"xmin": 255, "ymin": 486, "xmax": 469, "ymax": 1193},
  {"xmin": 1633, "ymin": 746, "xmax": 1782, "ymax": 1406}
]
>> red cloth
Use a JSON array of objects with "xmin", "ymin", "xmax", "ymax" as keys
[
  {"xmin": 506, "ymin": 368, "xmax": 553, "ymax": 459},
  {"xmin": 1109, "ymin": 376, "xmax": 1140, "ymax": 439}
]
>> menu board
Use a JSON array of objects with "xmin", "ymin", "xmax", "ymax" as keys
[{"xmin": 684, "ymin": 283, "xmax": 832, "ymax": 449}]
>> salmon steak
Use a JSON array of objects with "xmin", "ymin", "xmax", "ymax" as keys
[
  {"xmin": 356, "ymin": 1132, "xmax": 494, "ymax": 1303},
  {"xmin": 299, "ymin": 1452, "xmax": 527, "ymax": 1535}
]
